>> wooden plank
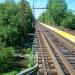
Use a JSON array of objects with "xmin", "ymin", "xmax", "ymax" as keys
[
  {"xmin": 44, "ymin": 32, "xmax": 75, "ymax": 75},
  {"xmin": 38, "ymin": 26, "xmax": 65, "ymax": 75}
]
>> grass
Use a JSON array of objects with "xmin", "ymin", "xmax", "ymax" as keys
[
  {"xmin": 1, "ymin": 48, "xmax": 35, "ymax": 75},
  {"xmin": 0, "ymin": 71, "xmax": 18, "ymax": 75},
  {"xmin": 0, "ymin": 35, "xmax": 35, "ymax": 75}
]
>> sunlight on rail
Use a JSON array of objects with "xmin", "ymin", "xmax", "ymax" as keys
[{"xmin": 40, "ymin": 23, "xmax": 75, "ymax": 43}]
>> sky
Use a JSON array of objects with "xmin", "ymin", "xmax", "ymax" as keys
[{"xmin": 0, "ymin": 0, "xmax": 75, "ymax": 19}]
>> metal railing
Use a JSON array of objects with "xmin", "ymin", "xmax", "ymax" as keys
[
  {"xmin": 17, "ymin": 37, "xmax": 38, "ymax": 75},
  {"xmin": 17, "ymin": 64, "xmax": 38, "ymax": 75}
]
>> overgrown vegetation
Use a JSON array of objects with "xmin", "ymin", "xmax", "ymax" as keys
[
  {"xmin": 0, "ymin": 47, "xmax": 14, "ymax": 73},
  {"xmin": 0, "ymin": 0, "xmax": 35, "ymax": 74},
  {"xmin": 39, "ymin": 0, "xmax": 75, "ymax": 30}
]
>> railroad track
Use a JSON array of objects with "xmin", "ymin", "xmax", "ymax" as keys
[{"xmin": 36, "ymin": 23, "xmax": 75, "ymax": 75}]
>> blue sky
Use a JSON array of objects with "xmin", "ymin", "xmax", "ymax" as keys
[
  {"xmin": 28, "ymin": 0, "xmax": 75, "ymax": 19},
  {"xmin": 0, "ymin": 0, "xmax": 75, "ymax": 18}
]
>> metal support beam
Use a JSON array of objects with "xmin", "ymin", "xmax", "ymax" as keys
[
  {"xmin": 33, "ymin": 8, "xmax": 50, "ymax": 9},
  {"xmin": 21, "ymin": 0, "xmax": 25, "ymax": 49},
  {"xmin": 21, "ymin": 0, "xmax": 25, "ymax": 27}
]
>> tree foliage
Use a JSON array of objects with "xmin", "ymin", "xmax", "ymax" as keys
[
  {"xmin": 0, "ymin": 0, "xmax": 34, "ymax": 47},
  {"xmin": 0, "ymin": 0, "xmax": 34, "ymax": 73},
  {"xmin": 47, "ymin": 0, "xmax": 67, "ymax": 25},
  {"xmin": 39, "ymin": 0, "xmax": 75, "ymax": 29},
  {"xmin": 60, "ymin": 11, "xmax": 75, "ymax": 29},
  {"xmin": 0, "ymin": 47, "xmax": 14, "ymax": 73}
]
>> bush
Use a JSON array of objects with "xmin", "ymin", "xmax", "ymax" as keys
[
  {"xmin": 0, "ymin": 1, "xmax": 34, "ymax": 49},
  {"xmin": 0, "ymin": 47, "xmax": 14, "ymax": 73},
  {"xmin": 61, "ymin": 12, "xmax": 75, "ymax": 29},
  {"xmin": 0, "ymin": 71, "xmax": 17, "ymax": 75}
]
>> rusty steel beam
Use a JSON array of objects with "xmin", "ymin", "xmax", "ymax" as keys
[
  {"xmin": 20, "ymin": 0, "xmax": 25, "ymax": 48},
  {"xmin": 21, "ymin": 0, "xmax": 25, "ymax": 27}
]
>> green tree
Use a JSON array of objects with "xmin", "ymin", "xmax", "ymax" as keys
[
  {"xmin": 0, "ymin": 0, "xmax": 34, "ymax": 73},
  {"xmin": 0, "ymin": 0, "xmax": 34, "ymax": 47},
  {"xmin": 61, "ymin": 11, "xmax": 75, "ymax": 29},
  {"xmin": 47, "ymin": 0, "xmax": 67, "ymax": 25},
  {"xmin": 39, "ymin": 0, "xmax": 75, "ymax": 29},
  {"xmin": 39, "ymin": 0, "xmax": 67, "ymax": 25}
]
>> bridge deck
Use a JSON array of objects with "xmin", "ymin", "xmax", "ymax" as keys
[{"xmin": 40, "ymin": 23, "xmax": 75, "ymax": 43}]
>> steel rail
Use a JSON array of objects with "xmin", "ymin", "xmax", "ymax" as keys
[
  {"xmin": 50, "ymin": 31, "xmax": 75, "ymax": 52},
  {"xmin": 40, "ymin": 23, "xmax": 75, "ymax": 52},
  {"xmin": 42, "ymin": 28, "xmax": 75, "ymax": 75},
  {"xmin": 37, "ymin": 25, "xmax": 65, "ymax": 75},
  {"xmin": 38, "ymin": 31, "xmax": 48, "ymax": 75}
]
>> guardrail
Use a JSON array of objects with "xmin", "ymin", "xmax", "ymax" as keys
[
  {"xmin": 17, "ymin": 37, "xmax": 38, "ymax": 75},
  {"xmin": 17, "ymin": 64, "xmax": 38, "ymax": 75}
]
